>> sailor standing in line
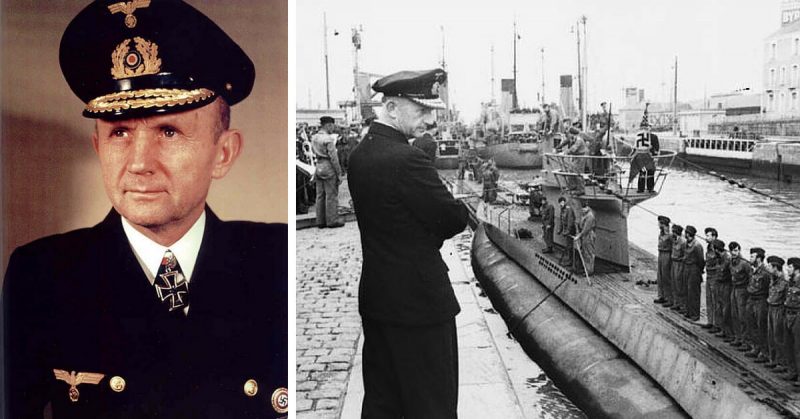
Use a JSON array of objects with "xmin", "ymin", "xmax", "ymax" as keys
[
  {"xmin": 745, "ymin": 248, "xmax": 771, "ymax": 363},
  {"xmin": 556, "ymin": 197, "xmax": 576, "ymax": 268},
  {"xmin": 702, "ymin": 227, "xmax": 721, "ymax": 331},
  {"xmin": 654, "ymin": 216, "xmax": 674, "ymax": 306},
  {"xmin": 729, "ymin": 242, "xmax": 753, "ymax": 349},
  {"xmin": 713, "ymin": 240, "xmax": 734, "ymax": 342},
  {"xmin": 683, "ymin": 226, "xmax": 705, "ymax": 322},
  {"xmin": 670, "ymin": 225, "xmax": 687, "ymax": 314},
  {"xmin": 348, "ymin": 69, "xmax": 468, "ymax": 418},
  {"xmin": 783, "ymin": 257, "xmax": 800, "ymax": 383},
  {"xmin": 311, "ymin": 116, "xmax": 345, "ymax": 228},
  {"xmin": 765, "ymin": 256, "xmax": 788, "ymax": 371}
]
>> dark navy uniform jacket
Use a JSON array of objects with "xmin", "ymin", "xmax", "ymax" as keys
[
  {"xmin": 348, "ymin": 122, "xmax": 468, "ymax": 326},
  {"xmin": 3, "ymin": 209, "xmax": 287, "ymax": 418},
  {"xmin": 412, "ymin": 133, "xmax": 438, "ymax": 162}
]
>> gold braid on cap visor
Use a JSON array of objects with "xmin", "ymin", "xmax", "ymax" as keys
[{"xmin": 85, "ymin": 88, "xmax": 215, "ymax": 114}]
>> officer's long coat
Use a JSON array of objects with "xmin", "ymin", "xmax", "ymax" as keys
[
  {"xmin": 348, "ymin": 122, "xmax": 468, "ymax": 326},
  {"xmin": 3, "ymin": 209, "xmax": 287, "ymax": 418}
]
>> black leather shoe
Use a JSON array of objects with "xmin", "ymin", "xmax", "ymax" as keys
[{"xmin": 327, "ymin": 222, "xmax": 345, "ymax": 228}]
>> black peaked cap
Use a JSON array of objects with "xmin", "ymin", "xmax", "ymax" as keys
[{"xmin": 60, "ymin": 0, "xmax": 255, "ymax": 119}]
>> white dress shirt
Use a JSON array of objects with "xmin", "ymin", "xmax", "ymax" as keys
[{"xmin": 121, "ymin": 211, "xmax": 206, "ymax": 313}]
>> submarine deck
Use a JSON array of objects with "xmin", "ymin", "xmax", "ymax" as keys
[{"xmin": 450, "ymin": 176, "xmax": 800, "ymax": 418}]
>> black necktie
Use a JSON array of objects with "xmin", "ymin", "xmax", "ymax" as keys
[{"xmin": 154, "ymin": 250, "xmax": 189, "ymax": 314}]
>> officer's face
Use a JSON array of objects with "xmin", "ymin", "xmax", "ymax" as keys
[
  {"xmin": 731, "ymin": 248, "xmax": 740, "ymax": 258},
  {"xmin": 750, "ymin": 253, "xmax": 758, "ymax": 264},
  {"xmin": 93, "ymin": 100, "xmax": 242, "ymax": 242},
  {"xmin": 390, "ymin": 98, "xmax": 434, "ymax": 139}
]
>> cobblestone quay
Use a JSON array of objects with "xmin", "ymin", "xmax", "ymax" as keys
[{"xmin": 296, "ymin": 222, "xmax": 363, "ymax": 418}]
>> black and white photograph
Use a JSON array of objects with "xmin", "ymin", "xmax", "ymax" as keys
[{"xmin": 296, "ymin": 0, "xmax": 800, "ymax": 418}]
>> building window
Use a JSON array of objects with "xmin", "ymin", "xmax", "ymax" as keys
[
  {"xmin": 769, "ymin": 93, "xmax": 775, "ymax": 111},
  {"xmin": 773, "ymin": 42, "xmax": 778, "ymax": 59},
  {"xmin": 781, "ymin": 66, "xmax": 787, "ymax": 85},
  {"xmin": 793, "ymin": 91, "xmax": 798, "ymax": 110},
  {"xmin": 771, "ymin": 68, "xmax": 777, "ymax": 87},
  {"xmin": 794, "ymin": 65, "xmax": 799, "ymax": 86},
  {"xmin": 795, "ymin": 38, "xmax": 800, "ymax": 55},
  {"xmin": 781, "ymin": 92, "xmax": 786, "ymax": 112}
]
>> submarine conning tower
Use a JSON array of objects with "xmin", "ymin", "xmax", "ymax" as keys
[{"xmin": 539, "ymin": 136, "xmax": 677, "ymax": 270}]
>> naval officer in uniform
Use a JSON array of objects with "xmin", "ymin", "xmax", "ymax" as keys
[
  {"xmin": 2, "ymin": 1, "xmax": 287, "ymax": 417},
  {"xmin": 348, "ymin": 69, "xmax": 468, "ymax": 418}
]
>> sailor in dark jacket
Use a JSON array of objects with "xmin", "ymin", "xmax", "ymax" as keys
[
  {"xmin": 729, "ymin": 242, "xmax": 752, "ymax": 349},
  {"xmin": 670, "ymin": 225, "xmax": 687, "ymax": 314},
  {"xmin": 702, "ymin": 227, "xmax": 721, "ymax": 331},
  {"xmin": 2, "ymin": 2, "xmax": 287, "ymax": 417},
  {"xmin": 783, "ymin": 257, "xmax": 800, "ymax": 382},
  {"xmin": 684, "ymin": 226, "xmax": 705, "ymax": 322},
  {"xmin": 348, "ymin": 69, "xmax": 468, "ymax": 418},
  {"xmin": 713, "ymin": 240, "xmax": 733, "ymax": 342},
  {"xmin": 654, "ymin": 216, "xmax": 673, "ymax": 306},
  {"xmin": 746, "ymin": 248, "xmax": 771, "ymax": 363},
  {"xmin": 556, "ymin": 197, "xmax": 577, "ymax": 267},
  {"xmin": 766, "ymin": 256, "xmax": 788, "ymax": 370}
]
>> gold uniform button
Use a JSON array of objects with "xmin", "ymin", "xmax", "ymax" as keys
[
  {"xmin": 109, "ymin": 376, "xmax": 126, "ymax": 392},
  {"xmin": 243, "ymin": 379, "xmax": 258, "ymax": 397}
]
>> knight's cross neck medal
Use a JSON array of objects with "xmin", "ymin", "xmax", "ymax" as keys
[{"xmin": 154, "ymin": 250, "xmax": 189, "ymax": 313}]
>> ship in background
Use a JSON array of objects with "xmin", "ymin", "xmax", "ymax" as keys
[
  {"xmin": 473, "ymin": 102, "xmax": 547, "ymax": 169},
  {"xmin": 472, "ymin": 19, "xmax": 582, "ymax": 169}
]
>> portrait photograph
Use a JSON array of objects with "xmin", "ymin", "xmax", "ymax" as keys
[{"xmin": 2, "ymin": 0, "xmax": 288, "ymax": 417}]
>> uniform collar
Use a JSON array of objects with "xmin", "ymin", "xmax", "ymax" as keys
[
  {"xmin": 369, "ymin": 120, "xmax": 410, "ymax": 144},
  {"xmin": 121, "ymin": 210, "xmax": 206, "ymax": 285}
]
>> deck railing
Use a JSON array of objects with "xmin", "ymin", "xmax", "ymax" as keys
[{"xmin": 544, "ymin": 151, "xmax": 677, "ymax": 201}]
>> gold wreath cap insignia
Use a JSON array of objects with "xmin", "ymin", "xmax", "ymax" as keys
[{"xmin": 111, "ymin": 37, "xmax": 162, "ymax": 80}]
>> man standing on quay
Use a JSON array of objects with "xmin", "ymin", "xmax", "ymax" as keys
[
  {"xmin": 348, "ymin": 69, "xmax": 468, "ymax": 418},
  {"xmin": 312, "ymin": 116, "xmax": 345, "ymax": 228}
]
